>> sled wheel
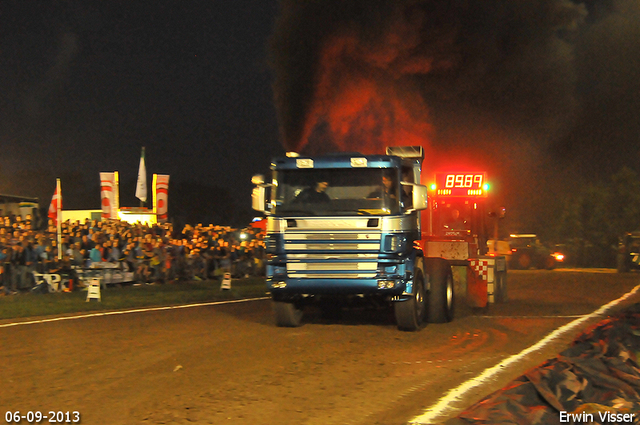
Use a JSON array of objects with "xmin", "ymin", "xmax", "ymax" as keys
[{"xmin": 495, "ymin": 271, "xmax": 508, "ymax": 303}]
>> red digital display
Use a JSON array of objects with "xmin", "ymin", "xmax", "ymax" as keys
[{"xmin": 433, "ymin": 172, "xmax": 488, "ymax": 197}]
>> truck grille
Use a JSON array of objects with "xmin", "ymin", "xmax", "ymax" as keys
[
  {"xmin": 286, "ymin": 243, "xmax": 379, "ymax": 250},
  {"xmin": 284, "ymin": 231, "xmax": 380, "ymax": 279},
  {"xmin": 288, "ymin": 253, "xmax": 377, "ymax": 260},
  {"xmin": 287, "ymin": 233, "xmax": 379, "ymax": 241},
  {"xmin": 288, "ymin": 263, "xmax": 377, "ymax": 271}
]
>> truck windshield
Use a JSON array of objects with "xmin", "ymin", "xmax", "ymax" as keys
[
  {"xmin": 433, "ymin": 200, "xmax": 474, "ymax": 235},
  {"xmin": 273, "ymin": 168, "xmax": 400, "ymax": 216}
]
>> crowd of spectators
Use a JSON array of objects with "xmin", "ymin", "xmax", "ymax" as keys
[{"xmin": 0, "ymin": 213, "xmax": 266, "ymax": 295}]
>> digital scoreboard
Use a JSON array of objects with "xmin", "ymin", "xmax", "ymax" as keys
[{"xmin": 432, "ymin": 172, "xmax": 488, "ymax": 197}]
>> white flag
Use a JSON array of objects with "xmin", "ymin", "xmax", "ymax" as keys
[{"xmin": 135, "ymin": 147, "xmax": 147, "ymax": 203}]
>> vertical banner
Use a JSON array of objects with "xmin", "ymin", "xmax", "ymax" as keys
[
  {"xmin": 100, "ymin": 172, "xmax": 119, "ymax": 220},
  {"xmin": 48, "ymin": 178, "xmax": 62, "ymax": 259},
  {"xmin": 135, "ymin": 146, "xmax": 147, "ymax": 203},
  {"xmin": 153, "ymin": 174, "xmax": 170, "ymax": 221}
]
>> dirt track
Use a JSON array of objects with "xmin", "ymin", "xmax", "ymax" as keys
[{"xmin": 1, "ymin": 270, "xmax": 639, "ymax": 425}]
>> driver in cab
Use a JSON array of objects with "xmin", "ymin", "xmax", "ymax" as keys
[
  {"xmin": 294, "ymin": 180, "xmax": 331, "ymax": 204},
  {"xmin": 444, "ymin": 209, "xmax": 468, "ymax": 231}
]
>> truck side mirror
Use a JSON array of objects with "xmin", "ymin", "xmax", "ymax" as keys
[
  {"xmin": 252, "ymin": 175, "xmax": 273, "ymax": 213},
  {"xmin": 401, "ymin": 183, "xmax": 428, "ymax": 212},
  {"xmin": 252, "ymin": 186, "xmax": 267, "ymax": 212},
  {"xmin": 413, "ymin": 185, "xmax": 428, "ymax": 210},
  {"xmin": 488, "ymin": 207, "xmax": 506, "ymax": 219}
]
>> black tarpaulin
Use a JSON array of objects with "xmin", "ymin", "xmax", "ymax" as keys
[{"xmin": 447, "ymin": 304, "xmax": 640, "ymax": 425}]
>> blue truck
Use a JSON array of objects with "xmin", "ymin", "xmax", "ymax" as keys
[{"xmin": 252, "ymin": 146, "xmax": 506, "ymax": 331}]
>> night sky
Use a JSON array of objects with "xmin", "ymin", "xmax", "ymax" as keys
[
  {"xmin": 1, "ymin": 1, "xmax": 284, "ymax": 216},
  {"xmin": 2, "ymin": 1, "xmax": 640, "ymax": 229}
]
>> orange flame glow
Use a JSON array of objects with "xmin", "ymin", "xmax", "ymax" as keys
[{"xmin": 295, "ymin": 25, "xmax": 437, "ymax": 156}]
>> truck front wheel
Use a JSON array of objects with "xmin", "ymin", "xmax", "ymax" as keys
[
  {"xmin": 273, "ymin": 300, "xmax": 303, "ymax": 327},
  {"xmin": 394, "ymin": 266, "xmax": 426, "ymax": 331},
  {"xmin": 426, "ymin": 258, "xmax": 454, "ymax": 323}
]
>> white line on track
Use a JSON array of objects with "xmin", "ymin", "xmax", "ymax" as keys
[
  {"xmin": 409, "ymin": 284, "xmax": 640, "ymax": 424},
  {"xmin": 553, "ymin": 268, "xmax": 617, "ymax": 273},
  {"xmin": 478, "ymin": 315, "xmax": 585, "ymax": 319},
  {"xmin": 0, "ymin": 297, "xmax": 270, "ymax": 329}
]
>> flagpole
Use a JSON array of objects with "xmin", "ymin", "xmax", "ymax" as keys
[{"xmin": 56, "ymin": 178, "xmax": 62, "ymax": 260}]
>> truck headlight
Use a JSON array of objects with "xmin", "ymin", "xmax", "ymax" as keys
[
  {"xmin": 377, "ymin": 280, "xmax": 396, "ymax": 289},
  {"xmin": 384, "ymin": 235, "xmax": 406, "ymax": 252}
]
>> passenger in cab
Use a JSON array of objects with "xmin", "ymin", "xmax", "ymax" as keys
[{"xmin": 368, "ymin": 174, "xmax": 397, "ymax": 201}]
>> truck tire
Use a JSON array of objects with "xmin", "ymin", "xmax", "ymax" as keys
[
  {"xmin": 425, "ymin": 258, "xmax": 454, "ymax": 323},
  {"xmin": 394, "ymin": 260, "xmax": 426, "ymax": 331},
  {"xmin": 495, "ymin": 270, "xmax": 508, "ymax": 303},
  {"xmin": 517, "ymin": 253, "xmax": 531, "ymax": 269},
  {"xmin": 273, "ymin": 300, "xmax": 303, "ymax": 327},
  {"xmin": 617, "ymin": 254, "xmax": 630, "ymax": 273},
  {"xmin": 544, "ymin": 256, "xmax": 556, "ymax": 270}
]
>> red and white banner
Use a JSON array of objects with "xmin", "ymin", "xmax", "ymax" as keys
[
  {"xmin": 48, "ymin": 179, "xmax": 62, "ymax": 225},
  {"xmin": 153, "ymin": 174, "xmax": 170, "ymax": 221},
  {"xmin": 100, "ymin": 172, "xmax": 119, "ymax": 220}
]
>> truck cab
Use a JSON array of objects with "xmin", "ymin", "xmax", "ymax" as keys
[
  {"xmin": 253, "ymin": 147, "xmax": 506, "ymax": 330},
  {"xmin": 253, "ymin": 148, "xmax": 451, "ymax": 330}
]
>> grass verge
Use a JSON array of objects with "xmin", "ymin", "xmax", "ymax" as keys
[{"xmin": 0, "ymin": 277, "xmax": 269, "ymax": 321}]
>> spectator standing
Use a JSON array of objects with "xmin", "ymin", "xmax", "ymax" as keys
[
  {"xmin": 80, "ymin": 234, "xmax": 93, "ymax": 252},
  {"xmin": 101, "ymin": 241, "xmax": 112, "ymax": 262},
  {"xmin": 0, "ymin": 244, "xmax": 13, "ymax": 295},
  {"xmin": 89, "ymin": 245, "xmax": 102, "ymax": 265},
  {"xmin": 24, "ymin": 239, "xmax": 37, "ymax": 287},
  {"xmin": 11, "ymin": 243, "xmax": 26, "ymax": 290},
  {"xmin": 32, "ymin": 238, "xmax": 46, "ymax": 273},
  {"xmin": 68, "ymin": 242, "xmax": 84, "ymax": 267},
  {"xmin": 108, "ymin": 240, "xmax": 121, "ymax": 263}
]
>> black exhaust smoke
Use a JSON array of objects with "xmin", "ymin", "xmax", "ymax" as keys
[{"xmin": 268, "ymin": 0, "xmax": 587, "ymax": 157}]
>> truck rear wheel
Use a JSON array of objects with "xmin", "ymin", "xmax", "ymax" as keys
[
  {"xmin": 544, "ymin": 256, "xmax": 556, "ymax": 270},
  {"xmin": 517, "ymin": 253, "xmax": 531, "ymax": 269},
  {"xmin": 426, "ymin": 258, "xmax": 454, "ymax": 323},
  {"xmin": 394, "ymin": 263, "xmax": 426, "ymax": 331},
  {"xmin": 617, "ymin": 254, "xmax": 630, "ymax": 273},
  {"xmin": 273, "ymin": 300, "xmax": 303, "ymax": 327},
  {"xmin": 494, "ymin": 270, "xmax": 508, "ymax": 303}
]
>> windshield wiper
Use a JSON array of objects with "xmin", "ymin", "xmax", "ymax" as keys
[{"xmin": 328, "ymin": 209, "xmax": 374, "ymax": 215}]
